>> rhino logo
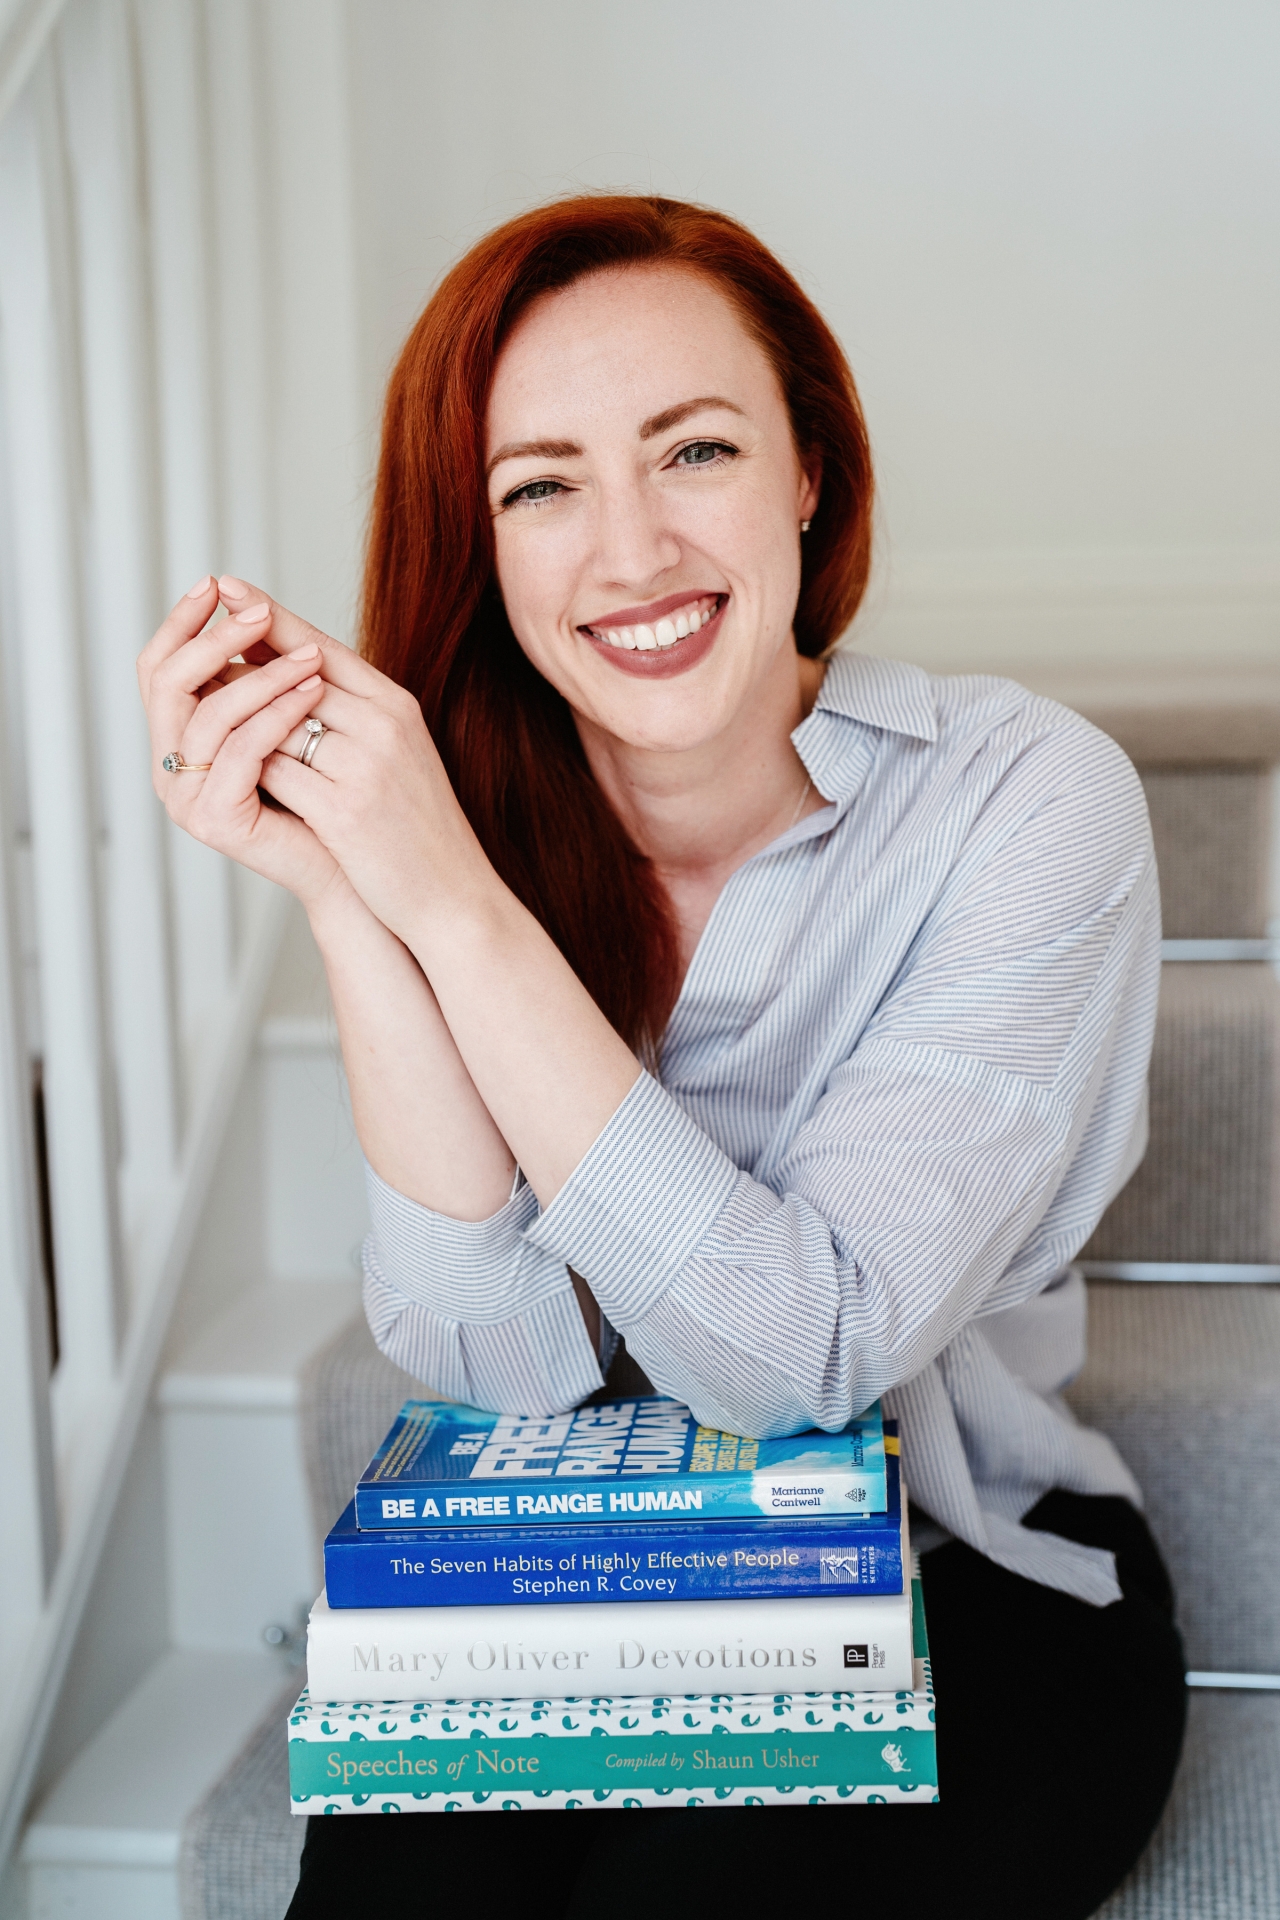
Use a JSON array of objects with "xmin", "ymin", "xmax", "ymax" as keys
[{"xmin": 880, "ymin": 1742, "xmax": 908, "ymax": 1774}]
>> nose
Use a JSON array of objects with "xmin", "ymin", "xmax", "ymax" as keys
[{"xmin": 590, "ymin": 466, "xmax": 682, "ymax": 596}]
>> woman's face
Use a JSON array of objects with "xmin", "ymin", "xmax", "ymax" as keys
[{"xmin": 485, "ymin": 265, "xmax": 819, "ymax": 757}]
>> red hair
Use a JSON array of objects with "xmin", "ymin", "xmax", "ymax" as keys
[{"xmin": 360, "ymin": 194, "xmax": 874, "ymax": 1054}]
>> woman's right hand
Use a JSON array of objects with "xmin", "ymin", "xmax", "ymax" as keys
[{"xmin": 137, "ymin": 575, "xmax": 347, "ymax": 909}]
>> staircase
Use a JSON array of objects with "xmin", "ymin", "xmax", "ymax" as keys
[
  {"xmin": 11, "ymin": 913, "xmax": 368, "ymax": 1919},
  {"xmin": 7, "ymin": 672, "xmax": 1280, "ymax": 1919}
]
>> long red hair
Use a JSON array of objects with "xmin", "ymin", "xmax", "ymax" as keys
[{"xmin": 360, "ymin": 194, "xmax": 874, "ymax": 1055}]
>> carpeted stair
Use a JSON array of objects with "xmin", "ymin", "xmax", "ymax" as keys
[{"xmin": 179, "ymin": 672, "xmax": 1280, "ymax": 1918}]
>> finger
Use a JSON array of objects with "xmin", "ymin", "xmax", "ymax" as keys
[
  {"xmin": 182, "ymin": 645, "xmax": 323, "ymax": 762},
  {"xmin": 276, "ymin": 719, "xmax": 352, "ymax": 778},
  {"xmin": 217, "ymin": 575, "xmax": 334, "ymax": 659},
  {"xmin": 196, "ymin": 677, "xmax": 325, "ymax": 807},
  {"xmin": 272, "ymin": 679, "xmax": 368, "ymax": 735},
  {"xmin": 137, "ymin": 575, "xmax": 219, "ymax": 700},
  {"xmin": 218, "ymin": 574, "xmax": 389, "ymax": 701},
  {"xmin": 152, "ymin": 601, "xmax": 276, "ymax": 697},
  {"xmin": 259, "ymin": 747, "xmax": 333, "ymax": 819},
  {"xmin": 147, "ymin": 602, "xmax": 277, "ymax": 767}
]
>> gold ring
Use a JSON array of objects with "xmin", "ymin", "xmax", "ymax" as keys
[{"xmin": 161, "ymin": 752, "xmax": 212, "ymax": 773}]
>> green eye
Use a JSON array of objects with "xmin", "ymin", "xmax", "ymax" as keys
[
  {"xmin": 676, "ymin": 441, "xmax": 734, "ymax": 467},
  {"xmin": 511, "ymin": 479, "xmax": 563, "ymax": 503}
]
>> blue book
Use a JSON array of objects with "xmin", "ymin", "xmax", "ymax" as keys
[
  {"xmin": 329, "ymin": 1435, "xmax": 902, "ymax": 1607},
  {"xmin": 354, "ymin": 1395, "xmax": 888, "ymax": 1532}
]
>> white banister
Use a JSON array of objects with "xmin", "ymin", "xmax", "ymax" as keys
[
  {"xmin": 0, "ymin": 581, "xmax": 57, "ymax": 1649},
  {"xmin": 0, "ymin": 0, "xmax": 68, "ymax": 125},
  {"xmin": 0, "ymin": 69, "xmax": 122, "ymax": 1426},
  {"xmin": 135, "ymin": 0, "xmax": 236, "ymax": 1075},
  {"xmin": 0, "ymin": 0, "xmax": 363, "ymax": 1878},
  {"xmin": 58, "ymin": 0, "xmax": 180, "ymax": 1256},
  {"xmin": 205, "ymin": 0, "xmax": 274, "ymax": 589}
]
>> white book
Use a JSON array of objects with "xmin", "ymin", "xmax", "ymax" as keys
[{"xmin": 306, "ymin": 1504, "xmax": 913, "ymax": 1701}]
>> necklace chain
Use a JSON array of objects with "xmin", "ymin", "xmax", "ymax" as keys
[{"xmin": 786, "ymin": 771, "xmax": 813, "ymax": 832}]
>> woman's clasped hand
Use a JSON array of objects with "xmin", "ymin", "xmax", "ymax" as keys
[{"xmin": 138, "ymin": 573, "xmax": 481, "ymax": 936}]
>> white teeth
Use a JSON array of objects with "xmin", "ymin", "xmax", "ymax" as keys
[{"xmin": 592, "ymin": 600, "xmax": 718, "ymax": 650}]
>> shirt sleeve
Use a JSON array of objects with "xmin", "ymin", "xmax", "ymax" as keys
[
  {"xmin": 360, "ymin": 1163, "xmax": 606, "ymax": 1411},
  {"xmin": 522, "ymin": 723, "xmax": 1160, "ymax": 1436}
]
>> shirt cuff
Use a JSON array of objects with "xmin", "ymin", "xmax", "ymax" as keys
[
  {"xmin": 524, "ymin": 1071, "xmax": 741, "ymax": 1325},
  {"xmin": 365, "ymin": 1158, "xmax": 556, "ymax": 1322}
]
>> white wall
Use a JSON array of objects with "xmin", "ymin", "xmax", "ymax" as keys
[{"xmin": 344, "ymin": 0, "xmax": 1280, "ymax": 674}]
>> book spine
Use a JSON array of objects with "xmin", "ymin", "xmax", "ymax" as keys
[
  {"xmin": 325, "ymin": 1517, "xmax": 903, "ymax": 1608},
  {"xmin": 354, "ymin": 1462, "xmax": 889, "ymax": 1531},
  {"xmin": 288, "ymin": 1609, "xmax": 935, "ymax": 1815},
  {"xmin": 289, "ymin": 1719, "xmax": 937, "ymax": 1813},
  {"xmin": 306, "ymin": 1586, "xmax": 916, "ymax": 1700}
]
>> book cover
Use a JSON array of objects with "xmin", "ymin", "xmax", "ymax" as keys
[
  {"xmin": 327, "ymin": 1434, "xmax": 902, "ymax": 1608},
  {"xmin": 354, "ymin": 1395, "xmax": 887, "ymax": 1531},
  {"xmin": 307, "ymin": 1499, "xmax": 912, "ymax": 1700},
  {"xmin": 289, "ymin": 1572, "xmax": 935, "ymax": 1813}
]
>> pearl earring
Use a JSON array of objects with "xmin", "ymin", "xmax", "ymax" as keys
[{"xmin": 800, "ymin": 519, "xmax": 811, "ymax": 533}]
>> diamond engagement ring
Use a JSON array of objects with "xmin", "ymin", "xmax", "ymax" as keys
[
  {"xmin": 161, "ymin": 752, "xmax": 212, "ymax": 773},
  {"xmin": 298, "ymin": 717, "xmax": 327, "ymax": 769}
]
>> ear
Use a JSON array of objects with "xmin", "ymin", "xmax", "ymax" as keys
[{"xmin": 799, "ymin": 453, "xmax": 822, "ymax": 524}]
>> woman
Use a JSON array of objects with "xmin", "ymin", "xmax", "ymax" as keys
[{"xmin": 139, "ymin": 196, "xmax": 1184, "ymax": 1918}]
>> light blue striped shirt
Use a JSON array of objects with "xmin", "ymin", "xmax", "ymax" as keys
[{"xmin": 363, "ymin": 652, "xmax": 1160, "ymax": 1605}]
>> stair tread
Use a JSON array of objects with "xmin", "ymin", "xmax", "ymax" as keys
[
  {"xmin": 160, "ymin": 1280, "xmax": 360, "ymax": 1410},
  {"xmin": 22, "ymin": 1651, "xmax": 291, "ymax": 1867}
]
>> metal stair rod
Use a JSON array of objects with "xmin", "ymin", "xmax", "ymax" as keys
[
  {"xmin": 1186, "ymin": 1673, "xmax": 1280, "ymax": 1691},
  {"xmin": 1080, "ymin": 1262, "xmax": 1280, "ymax": 1283},
  {"xmin": 1161, "ymin": 939, "xmax": 1279, "ymax": 962}
]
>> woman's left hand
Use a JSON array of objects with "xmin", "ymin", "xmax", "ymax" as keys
[{"xmin": 216, "ymin": 578, "xmax": 487, "ymax": 940}]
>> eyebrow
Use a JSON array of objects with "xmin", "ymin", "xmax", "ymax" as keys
[
  {"xmin": 639, "ymin": 395, "xmax": 745, "ymax": 440},
  {"xmin": 486, "ymin": 397, "xmax": 746, "ymax": 480},
  {"xmin": 486, "ymin": 437, "xmax": 583, "ymax": 478}
]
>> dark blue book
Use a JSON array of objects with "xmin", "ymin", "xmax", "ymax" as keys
[
  {"xmin": 326, "ymin": 1434, "xmax": 902, "ymax": 1608},
  {"xmin": 353, "ymin": 1394, "xmax": 887, "ymax": 1531}
]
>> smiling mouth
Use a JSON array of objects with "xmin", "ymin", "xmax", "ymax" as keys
[{"xmin": 579, "ymin": 593, "xmax": 724, "ymax": 653}]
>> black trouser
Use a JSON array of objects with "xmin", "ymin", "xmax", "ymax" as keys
[{"xmin": 286, "ymin": 1492, "xmax": 1187, "ymax": 1920}]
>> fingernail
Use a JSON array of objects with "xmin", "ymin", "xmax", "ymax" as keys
[
  {"xmin": 186, "ymin": 575, "xmax": 213, "ymax": 598},
  {"xmin": 296, "ymin": 673, "xmax": 322, "ymax": 691},
  {"xmin": 235, "ymin": 602, "xmax": 271, "ymax": 625},
  {"xmin": 219, "ymin": 575, "xmax": 250, "ymax": 599},
  {"xmin": 287, "ymin": 643, "xmax": 320, "ymax": 660}
]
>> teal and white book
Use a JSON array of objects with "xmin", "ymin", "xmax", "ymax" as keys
[
  {"xmin": 289, "ymin": 1568, "xmax": 935, "ymax": 1813},
  {"xmin": 307, "ymin": 1497, "xmax": 912, "ymax": 1699},
  {"xmin": 354, "ymin": 1395, "xmax": 888, "ymax": 1530}
]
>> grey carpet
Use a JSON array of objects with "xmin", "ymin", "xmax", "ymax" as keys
[
  {"xmin": 178, "ymin": 1681, "xmax": 303, "ymax": 1920},
  {"xmin": 1095, "ymin": 1692, "xmax": 1280, "ymax": 1919},
  {"xmin": 1061, "ymin": 690, "xmax": 1280, "ymax": 769},
  {"xmin": 1140, "ymin": 768, "xmax": 1272, "ymax": 940},
  {"xmin": 298, "ymin": 1311, "xmax": 425, "ymax": 1546},
  {"xmin": 1067, "ymin": 1282, "xmax": 1280, "ymax": 1673},
  {"xmin": 1083, "ymin": 963, "xmax": 1279, "ymax": 1265}
]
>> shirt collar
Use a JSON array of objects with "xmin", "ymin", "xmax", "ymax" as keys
[{"xmin": 792, "ymin": 651, "xmax": 938, "ymax": 804}]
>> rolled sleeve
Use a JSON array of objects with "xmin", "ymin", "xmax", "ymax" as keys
[
  {"xmin": 360, "ymin": 1162, "xmax": 604, "ymax": 1412},
  {"xmin": 524, "ymin": 1072, "xmax": 741, "ymax": 1321}
]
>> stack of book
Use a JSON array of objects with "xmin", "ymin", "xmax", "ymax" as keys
[{"xmin": 289, "ymin": 1395, "xmax": 936, "ymax": 1814}]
